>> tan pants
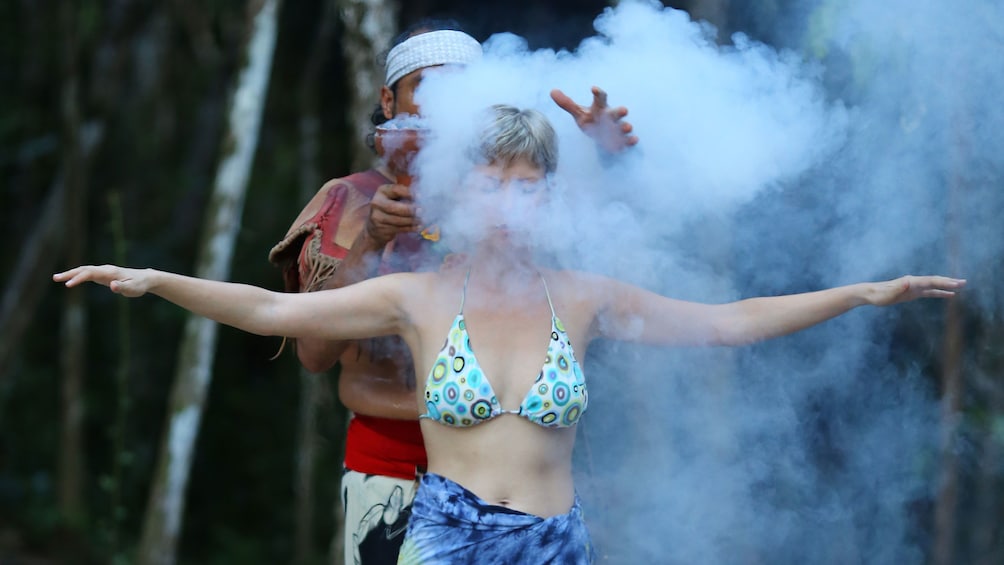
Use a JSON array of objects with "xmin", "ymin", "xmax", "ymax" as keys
[{"xmin": 340, "ymin": 468, "xmax": 421, "ymax": 565}]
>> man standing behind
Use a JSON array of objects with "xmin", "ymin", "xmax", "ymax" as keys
[{"xmin": 269, "ymin": 19, "xmax": 637, "ymax": 565}]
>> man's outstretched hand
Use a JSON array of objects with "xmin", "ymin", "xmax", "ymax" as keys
[{"xmin": 551, "ymin": 86, "xmax": 639, "ymax": 154}]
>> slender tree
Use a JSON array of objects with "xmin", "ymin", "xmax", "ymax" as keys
[
  {"xmin": 325, "ymin": 2, "xmax": 397, "ymax": 562},
  {"xmin": 57, "ymin": 0, "xmax": 88, "ymax": 526},
  {"xmin": 932, "ymin": 112, "xmax": 969, "ymax": 565},
  {"xmin": 337, "ymin": 0, "xmax": 398, "ymax": 172},
  {"xmin": 136, "ymin": 2, "xmax": 281, "ymax": 563},
  {"xmin": 0, "ymin": 122, "xmax": 100, "ymax": 379},
  {"xmin": 933, "ymin": 258, "xmax": 964, "ymax": 565}
]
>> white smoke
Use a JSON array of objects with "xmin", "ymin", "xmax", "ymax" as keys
[{"xmin": 405, "ymin": 0, "xmax": 1002, "ymax": 562}]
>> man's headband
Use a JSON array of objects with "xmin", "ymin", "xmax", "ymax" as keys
[{"xmin": 384, "ymin": 30, "xmax": 482, "ymax": 87}]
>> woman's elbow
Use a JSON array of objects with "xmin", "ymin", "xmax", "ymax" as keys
[
  {"xmin": 284, "ymin": 313, "xmax": 345, "ymax": 372},
  {"xmin": 296, "ymin": 341, "xmax": 341, "ymax": 373},
  {"xmin": 706, "ymin": 316, "xmax": 752, "ymax": 347}
]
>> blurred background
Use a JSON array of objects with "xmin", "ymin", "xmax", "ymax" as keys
[{"xmin": 1, "ymin": 0, "xmax": 1001, "ymax": 564}]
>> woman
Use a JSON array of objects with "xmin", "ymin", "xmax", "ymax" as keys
[{"xmin": 54, "ymin": 106, "xmax": 964, "ymax": 564}]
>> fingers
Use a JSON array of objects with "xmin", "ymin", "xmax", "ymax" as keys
[
  {"xmin": 614, "ymin": 119, "xmax": 638, "ymax": 145},
  {"xmin": 371, "ymin": 198, "xmax": 417, "ymax": 223},
  {"xmin": 371, "ymin": 212, "xmax": 421, "ymax": 233},
  {"xmin": 887, "ymin": 275, "xmax": 966, "ymax": 304},
  {"xmin": 590, "ymin": 86, "xmax": 609, "ymax": 112},
  {"xmin": 54, "ymin": 266, "xmax": 98, "ymax": 288},
  {"xmin": 915, "ymin": 276, "xmax": 967, "ymax": 292},
  {"xmin": 372, "ymin": 187, "xmax": 418, "ymax": 227},
  {"xmin": 921, "ymin": 277, "xmax": 966, "ymax": 298},
  {"xmin": 376, "ymin": 182, "xmax": 412, "ymax": 199},
  {"xmin": 53, "ymin": 267, "xmax": 83, "ymax": 284},
  {"xmin": 550, "ymin": 89, "xmax": 584, "ymax": 119},
  {"xmin": 368, "ymin": 184, "xmax": 422, "ymax": 243},
  {"xmin": 372, "ymin": 184, "xmax": 416, "ymax": 216},
  {"xmin": 937, "ymin": 276, "xmax": 967, "ymax": 288},
  {"xmin": 53, "ymin": 265, "xmax": 114, "ymax": 289},
  {"xmin": 921, "ymin": 289, "xmax": 957, "ymax": 298}
]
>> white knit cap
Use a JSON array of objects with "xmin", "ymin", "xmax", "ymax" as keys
[{"xmin": 384, "ymin": 30, "xmax": 482, "ymax": 87}]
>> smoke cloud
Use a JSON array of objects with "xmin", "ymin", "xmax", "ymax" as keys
[{"xmin": 405, "ymin": 0, "xmax": 1003, "ymax": 562}]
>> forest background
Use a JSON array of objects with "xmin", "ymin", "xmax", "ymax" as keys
[{"xmin": 1, "ymin": 0, "xmax": 1001, "ymax": 564}]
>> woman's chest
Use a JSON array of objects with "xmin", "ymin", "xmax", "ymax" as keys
[{"xmin": 413, "ymin": 293, "xmax": 592, "ymax": 409}]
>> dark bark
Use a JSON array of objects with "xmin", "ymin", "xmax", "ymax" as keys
[
  {"xmin": 337, "ymin": 0, "xmax": 399, "ymax": 172},
  {"xmin": 932, "ymin": 111, "xmax": 969, "ymax": 565},
  {"xmin": 293, "ymin": 3, "xmax": 339, "ymax": 563},
  {"xmin": 57, "ymin": 0, "xmax": 88, "ymax": 524}
]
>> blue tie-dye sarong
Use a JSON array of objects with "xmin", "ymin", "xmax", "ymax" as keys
[{"xmin": 397, "ymin": 473, "xmax": 595, "ymax": 564}]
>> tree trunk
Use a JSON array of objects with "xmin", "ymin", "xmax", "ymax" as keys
[
  {"xmin": 1, "ymin": 0, "xmax": 136, "ymax": 379},
  {"xmin": 57, "ymin": 0, "xmax": 87, "ymax": 525},
  {"xmin": 136, "ymin": 2, "xmax": 280, "ymax": 563},
  {"xmin": 932, "ymin": 112, "xmax": 969, "ymax": 565},
  {"xmin": 327, "ymin": 3, "xmax": 397, "ymax": 563},
  {"xmin": 0, "ymin": 123, "xmax": 102, "ymax": 380},
  {"xmin": 933, "ymin": 297, "xmax": 963, "ymax": 565},
  {"xmin": 104, "ymin": 190, "xmax": 134, "ymax": 555},
  {"xmin": 337, "ymin": 0, "xmax": 399, "ymax": 172}
]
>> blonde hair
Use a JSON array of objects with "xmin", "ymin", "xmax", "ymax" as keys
[{"xmin": 475, "ymin": 105, "xmax": 558, "ymax": 173}]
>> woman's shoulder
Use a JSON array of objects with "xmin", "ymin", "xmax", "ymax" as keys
[
  {"xmin": 540, "ymin": 268, "xmax": 614, "ymax": 303},
  {"xmin": 373, "ymin": 270, "xmax": 463, "ymax": 301},
  {"xmin": 373, "ymin": 270, "xmax": 441, "ymax": 288},
  {"xmin": 542, "ymin": 268, "xmax": 610, "ymax": 287}
]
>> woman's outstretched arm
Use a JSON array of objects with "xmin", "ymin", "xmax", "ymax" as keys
[
  {"xmin": 53, "ymin": 265, "xmax": 411, "ymax": 341},
  {"xmin": 589, "ymin": 274, "xmax": 966, "ymax": 347}
]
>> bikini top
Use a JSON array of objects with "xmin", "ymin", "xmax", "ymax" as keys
[{"xmin": 421, "ymin": 270, "xmax": 589, "ymax": 429}]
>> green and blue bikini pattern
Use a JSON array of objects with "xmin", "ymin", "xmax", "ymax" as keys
[{"xmin": 421, "ymin": 270, "xmax": 588, "ymax": 428}]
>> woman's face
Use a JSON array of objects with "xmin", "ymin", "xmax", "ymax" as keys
[{"xmin": 462, "ymin": 157, "xmax": 548, "ymax": 244}]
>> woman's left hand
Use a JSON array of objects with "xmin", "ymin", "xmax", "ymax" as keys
[
  {"xmin": 868, "ymin": 275, "xmax": 967, "ymax": 306},
  {"xmin": 551, "ymin": 86, "xmax": 639, "ymax": 153}
]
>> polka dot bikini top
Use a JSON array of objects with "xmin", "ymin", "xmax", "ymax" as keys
[{"xmin": 421, "ymin": 271, "xmax": 589, "ymax": 429}]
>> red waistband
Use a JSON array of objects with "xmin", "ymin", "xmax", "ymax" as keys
[{"xmin": 344, "ymin": 414, "xmax": 427, "ymax": 480}]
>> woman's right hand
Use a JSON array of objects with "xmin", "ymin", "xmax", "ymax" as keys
[{"xmin": 53, "ymin": 265, "xmax": 155, "ymax": 297}]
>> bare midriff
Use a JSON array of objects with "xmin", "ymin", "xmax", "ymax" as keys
[{"xmin": 421, "ymin": 416, "xmax": 578, "ymax": 519}]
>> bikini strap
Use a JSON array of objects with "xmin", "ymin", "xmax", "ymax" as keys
[
  {"xmin": 459, "ymin": 268, "xmax": 472, "ymax": 314},
  {"xmin": 540, "ymin": 273, "xmax": 557, "ymax": 317}
]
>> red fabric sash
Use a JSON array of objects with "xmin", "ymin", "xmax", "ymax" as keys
[{"xmin": 344, "ymin": 414, "xmax": 427, "ymax": 479}]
